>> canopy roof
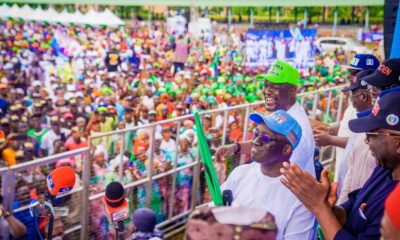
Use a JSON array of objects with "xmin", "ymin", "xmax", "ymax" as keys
[
  {"xmin": 0, "ymin": 0, "xmax": 384, "ymax": 6},
  {"xmin": 0, "ymin": 4, "xmax": 125, "ymax": 26}
]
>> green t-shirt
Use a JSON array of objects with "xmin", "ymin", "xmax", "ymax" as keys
[{"xmin": 27, "ymin": 128, "xmax": 48, "ymax": 147}]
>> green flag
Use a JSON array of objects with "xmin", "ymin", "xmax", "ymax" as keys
[{"xmin": 194, "ymin": 112, "xmax": 223, "ymax": 206}]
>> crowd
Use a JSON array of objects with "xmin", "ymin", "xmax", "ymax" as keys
[{"xmin": 0, "ymin": 17, "xmax": 395, "ymax": 240}]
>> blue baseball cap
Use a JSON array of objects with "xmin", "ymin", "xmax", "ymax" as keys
[
  {"xmin": 362, "ymin": 59, "xmax": 400, "ymax": 88},
  {"xmin": 342, "ymin": 69, "xmax": 375, "ymax": 93},
  {"xmin": 249, "ymin": 110, "xmax": 302, "ymax": 148},
  {"xmin": 349, "ymin": 91, "xmax": 400, "ymax": 133},
  {"xmin": 344, "ymin": 54, "xmax": 380, "ymax": 71},
  {"xmin": 131, "ymin": 208, "xmax": 156, "ymax": 232}
]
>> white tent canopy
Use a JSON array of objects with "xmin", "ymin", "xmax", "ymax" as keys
[
  {"xmin": 0, "ymin": 4, "xmax": 125, "ymax": 26},
  {"xmin": 0, "ymin": 4, "xmax": 11, "ymax": 18}
]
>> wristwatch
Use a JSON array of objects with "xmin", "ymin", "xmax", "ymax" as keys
[{"xmin": 234, "ymin": 143, "xmax": 241, "ymax": 155}]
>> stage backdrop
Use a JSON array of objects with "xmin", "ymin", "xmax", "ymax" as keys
[{"xmin": 245, "ymin": 28, "xmax": 318, "ymax": 69}]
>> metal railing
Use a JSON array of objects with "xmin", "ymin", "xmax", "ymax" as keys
[{"xmin": 0, "ymin": 85, "xmax": 346, "ymax": 239}]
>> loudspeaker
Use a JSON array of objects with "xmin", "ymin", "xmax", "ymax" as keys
[{"xmin": 384, "ymin": 0, "xmax": 399, "ymax": 58}]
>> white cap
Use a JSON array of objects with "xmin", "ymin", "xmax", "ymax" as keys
[
  {"xmin": 75, "ymin": 92, "xmax": 84, "ymax": 98},
  {"xmin": 0, "ymin": 77, "xmax": 8, "ymax": 84},
  {"xmin": 32, "ymin": 80, "xmax": 42, "ymax": 87},
  {"xmin": 16, "ymin": 88, "xmax": 24, "ymax": 95},
  {"xmin": 64, "ymin": 92, "xmax": 75, "ymax": 100}
]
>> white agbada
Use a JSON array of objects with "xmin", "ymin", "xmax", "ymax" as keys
[
  {"xmin": 286, "ymin": 102, "xmax": 316, "ymax": 176},
  {"xmin": 221, "ymin": 162, "xmax": 315, "ymax": 240}
]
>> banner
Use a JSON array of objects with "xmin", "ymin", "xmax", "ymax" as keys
[
  {"xmin": 245, "ymin": 28, "xmax": 317, "ymax": 69},
  {"xmin": 166, "ymin": 15, "xmax": 187, "ymax": 35},
  {"xmin": 53, "ymin": 29, "xmax": 83, "ymax": 58}
]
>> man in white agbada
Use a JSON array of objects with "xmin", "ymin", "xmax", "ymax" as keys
[{"xmin": 220, "ymin": 110, "xmax": 315, "ymax": 240}]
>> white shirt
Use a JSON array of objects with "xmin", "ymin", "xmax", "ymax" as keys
[
  {"xmin": 335, "ymin": 104, "xmax": 357, "ymax": 182},
  {"xmin": 287, "ymin": 102, "xmax": 316, "ymax": 176},
  {"xmin": 336, "ymin": 130, "xmax": 357, "ymax": 196},
  {"xmin": 221, "ymin": 162, "xmax": 315, "ymax": 240},
  {"xmin": 160, "ymin": 139, "xmax": 177, "ymax": 154},
  {"xmin": 41, "ymin": 128, "xmax": 71, "ymax": 155}
]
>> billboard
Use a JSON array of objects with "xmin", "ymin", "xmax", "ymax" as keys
[{"xmin": 245, "ymin": 28, "xmax": 318, "ymax": 69}]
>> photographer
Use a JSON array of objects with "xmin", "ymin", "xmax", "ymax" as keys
[{"xmin": 0, "ymin": 195, "xmax": 27, "ymax": 239}]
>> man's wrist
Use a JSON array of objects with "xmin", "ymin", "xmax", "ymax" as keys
[
  {"xmin": 234, "ymin": 143, "xmax": 241, "ymax": 155},
  {"xmin": 313, "ymin": 201, "xmax": 332, "ymax": 217}
]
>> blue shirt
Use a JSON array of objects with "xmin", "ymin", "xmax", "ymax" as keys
[{"xmin": 334, "ymin": 166, "xmax": 398, "ymax": 240}]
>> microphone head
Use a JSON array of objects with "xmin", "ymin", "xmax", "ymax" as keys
[
  {"xmin": 222, "ymin": 190, "xmax": 233, "ymax": 197},
  {"xmin": 47, "ymin": 166, "xmax": 76, "ymax": 196},
  {"xmin": 222, "ymin": 190, "xmax": 233, "ymax": 206},
  {"xmin": 105, "ymin": 182, "xmax": 126, "ymax": 208}
]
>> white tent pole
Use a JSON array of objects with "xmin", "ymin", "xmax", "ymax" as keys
[
  {"xmin": 148, "ymin": 6, "xmax": 152, "ymax": 28},
  {"xmin": 250, "ymin": 7, "xmax": 254, "ymax": 27},
  {"xmin": 364, "ymin": 7, "xmax": 369, "ymax": 32},
  {"xmin": 228, "ymin": 7, "xmax": 232, "ymax": 29},
  {"xmin": 333, "ymin": 7, "xmax": 338, "ymax": 36},
  {"xmin": 276, "ymin": 7, "xmax": 280, "ymax": 23},
  {"xmin": 303, "ymin": 7, "xmax": 308, "ymax": 28},
  {"xmin": 204, "ymin": 6, "xmax": 208, "ymax": 17}
]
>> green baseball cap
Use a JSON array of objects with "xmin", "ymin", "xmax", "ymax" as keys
[{"xmin": 255, "ymin": 60, "xmax": 300, "ymax": 86}]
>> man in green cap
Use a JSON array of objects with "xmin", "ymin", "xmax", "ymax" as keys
[{"xmin": 216, "ymin": 60, "xmax": 316, "ymax": 175}]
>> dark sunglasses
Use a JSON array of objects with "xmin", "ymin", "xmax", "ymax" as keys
[{"xmin": 252, "ymin": 131, "xmax": 273, "ymax": 145}]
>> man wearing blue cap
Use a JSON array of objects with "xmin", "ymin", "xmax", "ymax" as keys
[
  {"xmin": 216, "ymin": 60, "xmax": 316, "ymax": 176},
  {"xmin": 361, "ymin": 58, "xmax": 400, "ymax": 98},
  {"xmin": 281, "ymin": 91, "xmax": 400, "ymax": 239},
  {"xmin": 220, "ymin": 110, "xmax": 314, "ymax": 240},
  {"xmin": 314, "ymin": 54, "xmax": 380, "ymax": 185}
]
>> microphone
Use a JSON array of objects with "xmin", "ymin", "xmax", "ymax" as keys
[
  {"xmin": 222, "ymin": 190, "xmax": 233, "ymax": 206},
  {"xmin": 47, "ymin": 166, "xmax": 76, "ymax": 196},
  {"xmin": 102, "ymin": 181, "xmax": 129, "ymax": 223},
  {"xmin": 103, "ymin": 182, "xmax": 129, "ymax": 240},
  {"xmin": 30, "ymin": 166, "xmax": 76, "ymax": 240}
]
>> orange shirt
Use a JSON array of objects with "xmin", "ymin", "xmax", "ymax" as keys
[{"xmin": 2, "ymin": 148, "xmax": 16, "ymax": 166}]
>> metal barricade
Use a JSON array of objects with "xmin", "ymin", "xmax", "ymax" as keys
[{"xmin": 0, "ymin": 85, "xmax": 346, "ymax": 239}]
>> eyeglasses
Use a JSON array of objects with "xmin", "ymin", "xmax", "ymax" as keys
[
  {"xmin": 365, "ymin": 132, "xmax": 400, "ymax": 142},
  {"xmin": 349, "ymin": 90, "xmax": 369, "ymax": 99},
  {"xmin": 252, "ymin": 131, "xmax": 273, "ymax": 145}
]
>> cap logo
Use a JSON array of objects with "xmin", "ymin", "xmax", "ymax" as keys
[
  {"xmin": 386, "ymin": 114, "xmax": 399, "ymax": 126},
  {"xmin": 351, "ymin": 58, "xmax": 360, "ymax": 66},
  {"xmin": 366, "ymin": 59, "xmax": 374, "ymax": 66},
  {"xmin": 360, "ymin": 80, "xmax": 367, "ymax": 86},
  {"xmin": 288, "ymin": 131, "xmax": 297, "ymax": 145},
  {"xmin": 377, "ymin": 64, "xmax": 392, "ymax": 76},
  {"xmin": 372, "ymin": 102, "xmax": 380, "ymax": 116},
  {"xmin": 47, "ymin": 175, "xmax": 55, "ymax": 190},
  {"xmin": 272, "ymin": 113, "xmax": 287, "ymax": 124}
]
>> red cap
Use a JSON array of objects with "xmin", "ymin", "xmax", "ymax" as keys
[
  {"xmin": 63, "ymin": 112, "xmax": 74, "ymax": 119},
  {"xmin": 385, "ymin": 182, "xmax": 400, "ymax": 229}
]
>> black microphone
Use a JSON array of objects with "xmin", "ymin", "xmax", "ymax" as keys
[
  {"xmin": 103, "ymin": 182, "xmax": 129, "ymax": 240},
  {"xmin": 222, "ymin": 190, "xmax": 233, "ymax": 206}
]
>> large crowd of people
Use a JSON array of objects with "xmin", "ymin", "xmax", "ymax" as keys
[{"xmin": 0, "ymin": 15, "xmax": 399, "ymax": 240}]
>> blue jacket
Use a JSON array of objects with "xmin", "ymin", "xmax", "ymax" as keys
[{"xmin": 334, "ymin": 166, "xmax": 398, "ymax": 239}]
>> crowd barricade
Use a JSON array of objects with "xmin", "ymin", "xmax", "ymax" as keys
[{"xmin": 0, "ymin": 85, "xmax": 345, "ymax": 239}]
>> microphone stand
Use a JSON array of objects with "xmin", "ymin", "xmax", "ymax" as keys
[{"xmin": 115, "ymin": 220, "xmax": 125, "ymax": 240}]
